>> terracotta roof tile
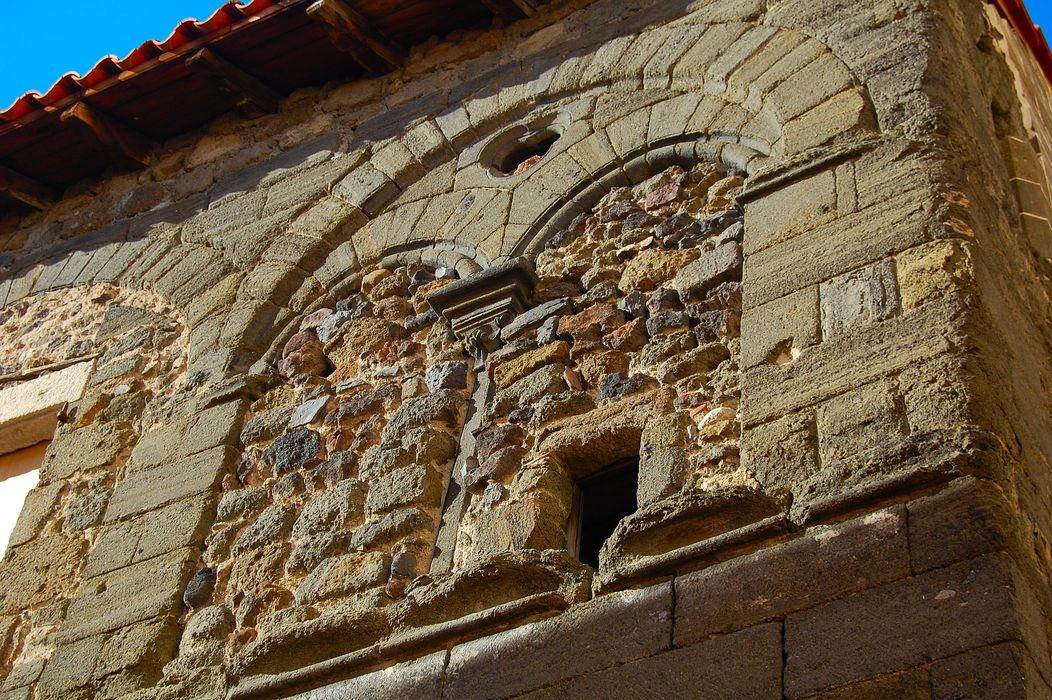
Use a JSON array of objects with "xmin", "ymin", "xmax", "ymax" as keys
[
  {"xmin": 991, "ymin": 0, "xmax": 1052, "ymax": 87},
  {"xmin": 0, "ymin": 0, "xmax": 279, "ymax": 123}
]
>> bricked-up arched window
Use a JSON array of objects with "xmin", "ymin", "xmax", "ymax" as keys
[{"xmin": 569, "ymin": 460, "xmax": 639, "ymax": 569}]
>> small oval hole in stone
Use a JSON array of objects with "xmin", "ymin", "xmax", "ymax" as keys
[{"xmin": 497, "ymin": 131, "xmax": 561, "ymax": 176}]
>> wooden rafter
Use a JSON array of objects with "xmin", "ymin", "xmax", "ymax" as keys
[
  {"xmin": 187, "ymin": 48, "xmax": 283, "ymax": 118},
  {"xmin": 509, "ymin": 0, "xmax": 538, "ymax": 18},
  {"xmin": 60, "ymin": 103, "xmax": 156, "ymax": 169},
  {"xmin": 478, "ymin": 0, "xmax": 523, "ymax": 24},
  {"xmin": 0, "ymin": 165, "xmax": 57, "ymax": 210},
  {"xmin": 306, "ymin": 0, "xmax": 405, "ymax": 75}
]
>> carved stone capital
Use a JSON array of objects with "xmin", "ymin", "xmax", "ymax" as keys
[{"xmin": 427, "ymin": 258, "xmax": 537, "ymax": 363}]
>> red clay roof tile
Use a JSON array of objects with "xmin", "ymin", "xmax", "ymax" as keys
[{"xmin": 0, "ymin": 0, "xmax": 278, "ymax": 123}]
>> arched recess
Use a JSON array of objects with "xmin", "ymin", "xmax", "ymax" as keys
[
  {"xmin": 139, "ymin": 11, "xmax": 885, "ymax": 692},
  {"xmin": 0, "ymin": 227, "xmax": 245, "ymax": 383},
  {"xmin": 0, "ymin": 281, "xmax": 237, "ymax": 699},
  {"xmin": 238, "ymin": 17, "xmax": 879, "ymax": 374}
]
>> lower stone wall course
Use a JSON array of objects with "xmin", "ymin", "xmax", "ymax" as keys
[
  {"xmin": 287, "ymin": 650, "xmax": 447, "ymax": 699},
  {"xmin": 783, "ymin": 552, "xmax": 1026, "ymax": 698},
  {"xmin": 930, "ymin": 642, "xmax": 1051, "ymax": 700},
  {"xmin": 675, "ymin": 505, "xmax": 909, "ymax": 645},
  {"xmin": 518, "ymin": 622, "xmax": 783, "ymax": 700},
  {"xmin": 907, "ymin": 477, "xmax": 1017, "ymax": 574},
  {"xmin": 806, "ymin": 667, "xmax": 930, "ymax": 700},
  {"xmin": 444, "ymin": 582, "xmax": 673, "ymax": 700}
]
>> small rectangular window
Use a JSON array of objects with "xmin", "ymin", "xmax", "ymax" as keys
[{"xmin": 569, "ymin": 460, "xmax": 639, "ymax": 569}]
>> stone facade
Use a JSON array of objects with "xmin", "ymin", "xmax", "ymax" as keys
[{"xmin": 1, "ymin": 0, "xmax": 1051, "ymax": 698}]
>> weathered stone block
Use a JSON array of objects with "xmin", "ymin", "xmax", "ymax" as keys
[
  {"xmin": 740, "ymin": 411, "xmax": 819, "ymax": 501},
  {"xmin": 464, "ymin": 490, "xmax": 569, "ymax": 559},
  {"xmin": 233, "ymin": 504, "xmax": 296, "ymax": 556},
  {"xmin": 380, "ymin": 390, "xmax": 462, "ymax": 441},
  {"xmin": 292, "ymin": 479, "xmax": 367, "ymax": 538},
  {"xmin": 816, "ymin": 380, "xmax": 907, "ymax": 463},
  {"xmin": 744, "ymin": 169, "xmax": 837, "ymax": 254},
  {"xmin": 134, "ymin": 494, "xmax": 215, "ymax": 564},
  {"xmin": 620, "ymin": 249, "xmax": 700, "ymax": 294},
  {"xmin": 0, "ymin": 534, "xmax": 86, "ymax": 615},
  {"xmin": 446, "ymin": 583, "xmax": 673, "ymax": 699},
  {"xmin": 740, "ymin": 286, "xmax": 820, "ymax": 368},
  {"xmin": 930, "ymin": 642, "xmax": 1046, "ymax": 700},
  {"xmin": 93, "ymin": 617, "xmax": 180, "ymax": 692},
  {"xmin": 671, "ymin": 241, "xmax": 742, "ymax": 302},
  {"xmin": 228, "ymin": 543, "xmax": 291, "ymax": 596},
  {"xmin": 35, "ymin": 635, "xmax": 103, "ymax": 699},
  {"xmin": 676, "ymin": 506, "xmax": 909, "ymax": 645},
  {"xmin": 365, "ymin": 463, "xmax": 444, "ymax": 515},
  {"xmin": 895, "ymin": 239, "xmax": 973, "ymax": 311},
  {"xmin": 294, "ymin": 551, "xmax": 391, "ymax": 605},
  {"xmin": 819, "ymin": 259, "xmax": 900, "ymax": 339},
  {"xmin": 907, "ymin": 477, "xmax": 1017, "ymax": 574},
  {"xmin": 783, "ymin": 553, "xmax": 1026, "ymax": 698},
  {"xmin": 491, "ymin": 364, "xmax": 568, "ymax": 417},
  {"xmin": 182, "ymin": 398, "xmax": 247, "ymax": 456},
  {"xmin": 40, "ymin": 421, "xmax": 129, "ymax": 483},
  {"xmin": 558, "ymin": 303, "xmax": 627, "ymax": 341},
  {"xmin": 104, "ymin": 446, "xmax": 236, "ymax": 522},
  {"xmin": 638, "ymin": 413, "xmax": 690, "ymax": 505},
  {"xmin": 81, "ymin": 520, "xmax": 141, "ymax": 579},
  {"xmin": 492, "ymin": 341, "xmax": 570, "ymax": 389},
  {"xmin": 897, "ymin": 356, "xmax": 971, "ymax": 432},
  {"xmin": 128, "ymin": 419, "xmax": 187, "ymax": 469},
  {"xmin": 8, "ymin": 481, "xmax": 64, "ymax": 548},
  {"xmin": 64, "ymin": 548, "xmax": 197, "ymax": 640}
]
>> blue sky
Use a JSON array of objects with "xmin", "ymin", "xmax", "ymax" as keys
[
  {"xmin": 0, "ymin": 1, "xmax": 228, "ymax": 109},
  {"xmin": 0, "ymin": 0, "xmax": 1050, "ymax": 110}
]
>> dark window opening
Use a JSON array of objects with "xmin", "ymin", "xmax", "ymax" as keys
[
  {"xmin": 571, "ymin": 459, "xmax": 639, "ymax": 569},
  {"xmin": 498, "ymin": 132, "xmax": 561, "ymax": 175}
]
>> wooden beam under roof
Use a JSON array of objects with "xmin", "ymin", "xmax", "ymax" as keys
[
  {"xmin": 478, "ymin": 0, "xmax": 527, "ymax": 24},
  {"xmin": 306, "ymin": 0, "xmax": 405, "ymax": 75},
  {"xmin": 60, "ymin": 103, "xmax": 156, "ymax": 170},
  {"xmin": 0, "ymin": 165, "xmax": 58, "ymax": 210},
  {"xmin": 187, "ymin": 48, "xmax": 283, "ymax": 119}
]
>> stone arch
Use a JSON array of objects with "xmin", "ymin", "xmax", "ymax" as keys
[
  {"xmin": 0, "ymin": 229, "xmax": 244, "ymax": 383},
  {"xmin": 514, "ymin": 133, "xmax": 767, "ymax": 257},
  {"xmin": 230, "ymin": 16, "xmax": 880, "ymax": 378},
  {"xmin": 258, "ymin": 239, "xmax": 488, "ymax": 370},
  {"xmin": 0, "ymin": 282, "xmax": 223, "ymax": 697}
]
